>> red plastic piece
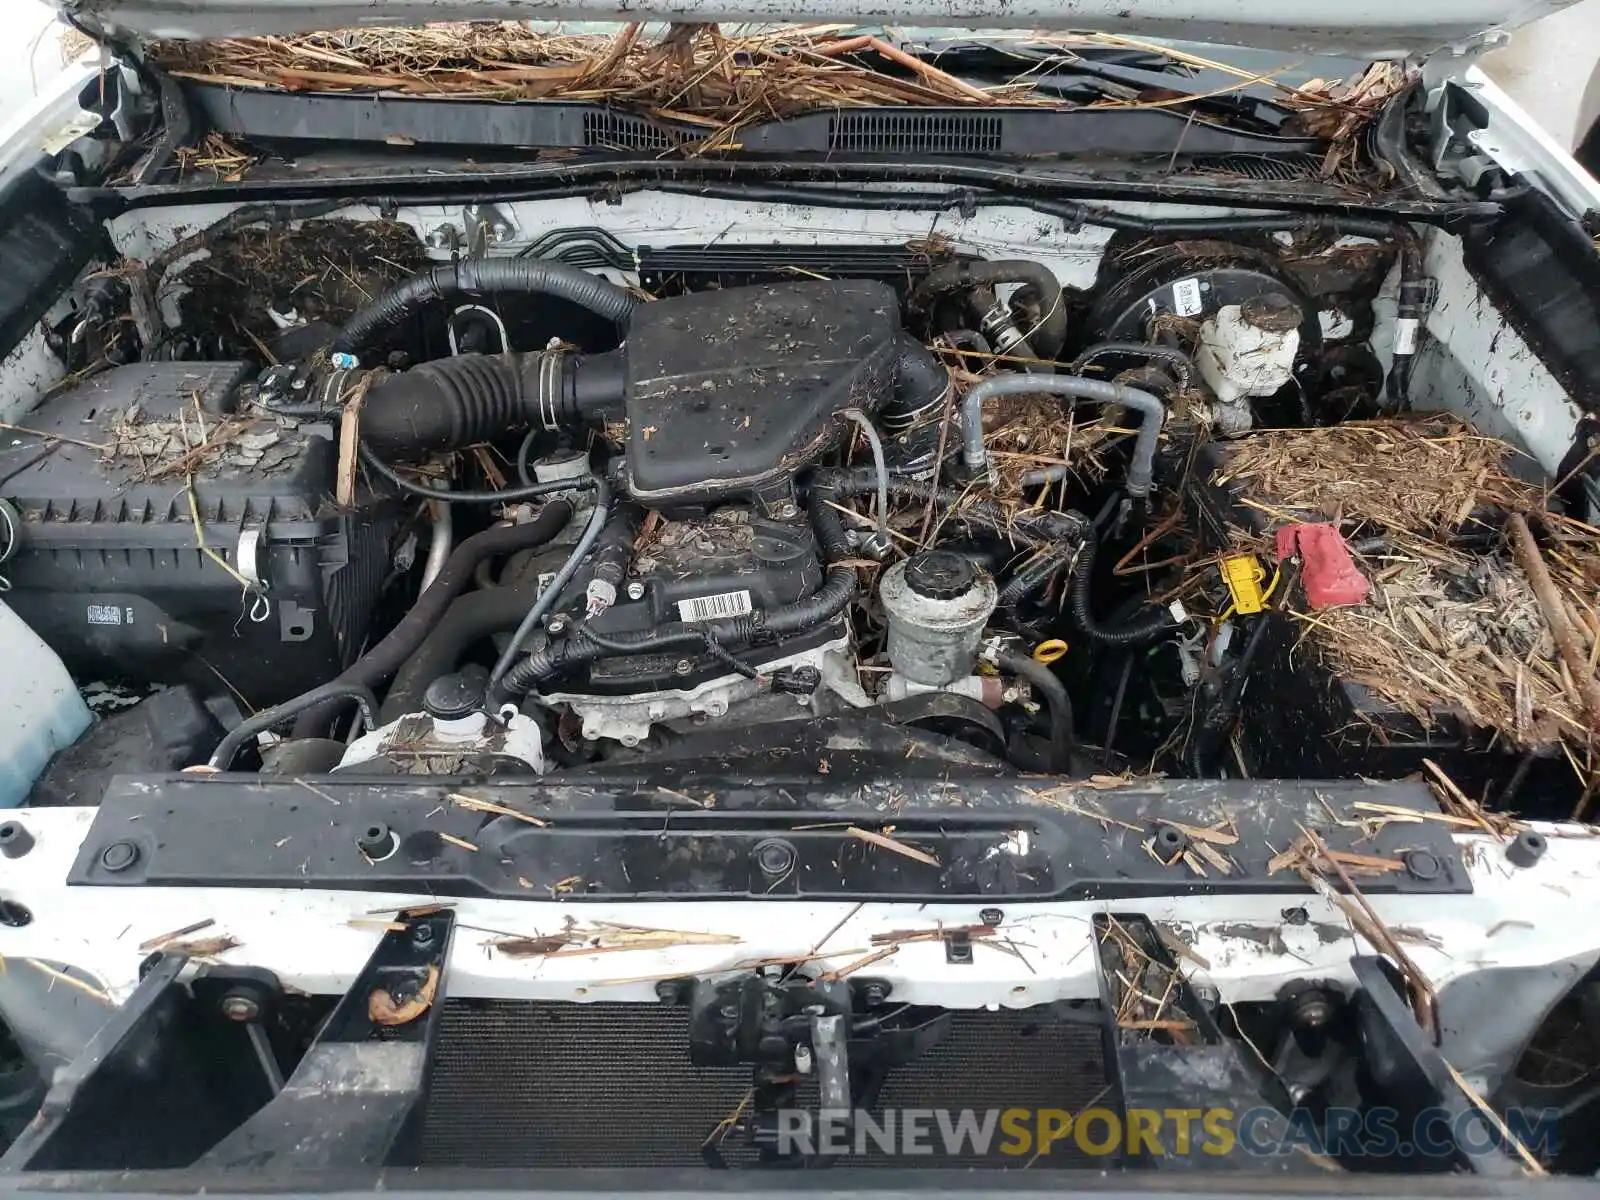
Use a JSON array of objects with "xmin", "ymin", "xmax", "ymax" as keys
[{"xmin": 1275, "ymin": 522, "xmax": 1370, "ymax": 610}]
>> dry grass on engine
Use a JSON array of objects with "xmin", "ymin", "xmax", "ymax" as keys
[
  {"xmin": 149, "ymin": 23, "xmax": 1407, "ymax": 158},
  {"xmin": 1208, "ymin": 417, "xmax": 1600, "ymax": 766},
  {"xmin": 169, "ymin": 218, "xmax": 429, "ymax": 353}
]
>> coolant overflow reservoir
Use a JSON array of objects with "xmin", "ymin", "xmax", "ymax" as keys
[
  {"xmin": 880, "ymin": 552, "xmax": 999, "ymax": 687},
  {"xmin": 339, "ymin": 669, "xmax": 545, "ymax": 774}
]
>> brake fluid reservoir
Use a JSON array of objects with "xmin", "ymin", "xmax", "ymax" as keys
[
  {"xmin": 0, "ymin": 600, "xmax": 92, "ymax": 807},
  {"xmin": 1197, "ymin": 294, "xmax": 1303, "ymax": 436},
  {"xmin": 880, "ymin": 552, "xmax": 999, "ymax": 687}
]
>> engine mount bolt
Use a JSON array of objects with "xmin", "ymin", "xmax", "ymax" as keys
[
  {"xmin": 219, "ymin": 993, "xmax": 261, "ymax": 1022},
  {"xmin": 675, "ymin": 659, "xmax": 693, "ymax": 676},
  {"xmin": 100, "ymin": 841, "xmax": 139, "ymax": 873},
  {"xmin": 626, "ymin": 581, "xmax": 646, "ymax": 601},
  {"xmin": 1506, "ymin": 830, "xmax": 1548, "ymax": 868}
]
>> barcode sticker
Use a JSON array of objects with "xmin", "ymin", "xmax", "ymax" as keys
[
  {"xmin": 1172, "ymin": 278, "xmax": 1204, "ymax": 317},
  {"xmin": 678, "ymin": 590, "xmax": 754, "ymax": 622}
]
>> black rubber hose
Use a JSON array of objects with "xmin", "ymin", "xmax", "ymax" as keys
[
  {"xmin": 357, "ymin": 349, "xmax": 626, "ymax": 458},
  {"xmin": 382, "ymin": 575, "xmax": 545, "ymax": 722},
  {"xmin": 908, "ymin": 259, "xmax": 1068, "ymax": 359},
  {"xmin": 359, "ymin": 440, "xmax": 598, "ymax": 504},
  {"xmin": 995, "ymin": 649, "xmax": 1074, "ymax": 774},
  {"xmin": 209, "ymin": 683, "xmax": 379, "ymax": 770},
  {"xmin": 1072, "ymin": 341, "xmax": 1195, "ymax": 395},
  {"xmin": 291, "ymin": 502, "xmax": 572, "ymax": 737},
  {"xmin": 890, "ymin": 334, "xmax": 951, "ymax": 415},
  {"xmin": 331, "ymin": 259, "xmax": 637, "ymax": 359},
  {"xmin": 488, "ymin": 478, "xmax": 613, "ymax": 700},
  {"xmin": 1187, "ymin": 607, "xmax": 1275, "ymax": 778},
  {"xmin": 998, "ymin": 544, "xmax": 1077, "ymax": 609},
  {"xmin": 1385, "ymin": 226, "xmax": 1427, "ymax": 410},
  {"xmin": 1068, "ymin": 534, "xmax": 1177, "ymax": 646}
]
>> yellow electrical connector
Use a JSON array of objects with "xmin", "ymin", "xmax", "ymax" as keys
[{"xmin": 1220, "ymin": 554, "xmax": 1269, "ymax": 615}]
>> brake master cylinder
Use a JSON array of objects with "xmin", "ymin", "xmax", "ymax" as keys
[
  {"xmin": 880, "ymin": 552, "xmax": 999, "ymax": 687},
  {"xmin": 1197, "ymin": 293, "xmax": 1302, "ymax": 436}
]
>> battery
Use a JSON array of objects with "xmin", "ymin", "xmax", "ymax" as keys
[{"xmin": 1186, "ymin": 441, "xmax": 1500, "ymax": 784}]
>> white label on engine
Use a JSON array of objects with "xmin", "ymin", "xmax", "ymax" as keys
[
  {"xmin": 1171, "ymin": 278, "xmax": 1204, "ymax": 317},
  {"xmin": 1395, "ymin": 317, "xmax": 1420, "ymax": 356},
  {"xmin": 678, "ymin": 590, "xmax": 754, "ymax": 622},
  {"xmin": 86, "ymin": 604, "xmax": 124, "ymax": 626}
]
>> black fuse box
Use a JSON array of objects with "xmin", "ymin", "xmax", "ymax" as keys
[{"xmin": 0, "ymin": 362, "xmax": 399, "ymax": 708}]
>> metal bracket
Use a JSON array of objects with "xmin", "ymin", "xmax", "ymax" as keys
[
  {"xmin": 463, "ymin": 202, "xmax": 518, "ymax": 255},
  {"xmin": 198, "ymin": 909, "xmax": 455, "ymax": 1170}
]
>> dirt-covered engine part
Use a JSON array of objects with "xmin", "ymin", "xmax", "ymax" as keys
[
  {"xmin": 0, "ymin": 361, "xmax": 400, "ymax": 709},
  {"xmin": 354, "ymin": 277, "xmax": 948, "ymax": 508}
]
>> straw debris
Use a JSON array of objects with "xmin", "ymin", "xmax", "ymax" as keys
[
  {"xmin": 1211, "ymin": 417, "xmax": 1600, "ymax": 758},
  {"xmin": 150, "ymin": 23, "xmax": 1400, "ymax": 161}
]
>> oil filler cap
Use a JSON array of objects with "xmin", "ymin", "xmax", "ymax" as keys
[{"xmin": 904, "ymin": 551, "xmax": 977, "ymax": 601}]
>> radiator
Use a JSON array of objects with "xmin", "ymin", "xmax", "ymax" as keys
[{"xmin": 420, "ymin": 1000, "xmax": 1111, "ymax": 1168}]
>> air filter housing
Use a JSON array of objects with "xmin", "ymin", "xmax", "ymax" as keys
[{"xmin": 621, "ymin": 279, "xmax": 901, "ymax": 507}]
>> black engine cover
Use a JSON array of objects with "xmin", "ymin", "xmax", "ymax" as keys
[{"xmin": 622, "ymin": 279, "xmax": 900, "ymax": 506}]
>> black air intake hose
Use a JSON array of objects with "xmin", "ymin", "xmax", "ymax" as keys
[
  {"xmin": 908, "ymin": 259, "xmax": 1067, "ymax": 360},
  {"xmin": 331, "ymin": 259, "xmax": 638, "ymax": 359},
  {"xmin": 382, "ymin": 573, "xmax": 550, "ymax": 722},
  {"xmin": 358, "ymin": 349, "xmax": 625, "ymax": 457},
  {"xmin": 888, "ymin": 334, "xmax": 951, "ymax": 419},
  {"xmin": 1069, "ymin": 533, "xmax": 1177, "ymax": 646},
  {"xmin": 292, "ymin": 502, "xmax": 572, "ymax": 736},
  {"xmin": 496, "ymin": 482, "xmax": 860, "ymax": 699}
]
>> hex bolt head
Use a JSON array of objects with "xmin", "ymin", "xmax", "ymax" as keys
[
  {"xmin": 220, "ymin": 993, "xmax": 261, "ymax": 1022},
  {"xmin": 626, "ymin": 581, "xmax": 647, "ymax": 601},
  {"xmin": 0, "ymin": 822, "xmax": 34, "ymax": 859},
  {"xmin": 413, "ymin": 921, "xmax": 436, "ymax": 947},
  {"xmin": 674, "ymin": 659, "xmax": 694, "ymax": 676},
  {"xmin": 1506, "ymin": 830, "xmax": 1548, "ymax": 868},
  {"xmin": 100, "ymin": 840, "xmax": 139, "ymax": 873}
]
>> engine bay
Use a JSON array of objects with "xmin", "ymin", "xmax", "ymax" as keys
[
  {"xmin": 14, "ymin": 197, "xmax": 1540, "ymax": 797},
  {"xmin": 8, "ymin": 186, "xmax": 1600, "ymax": 1177}
]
